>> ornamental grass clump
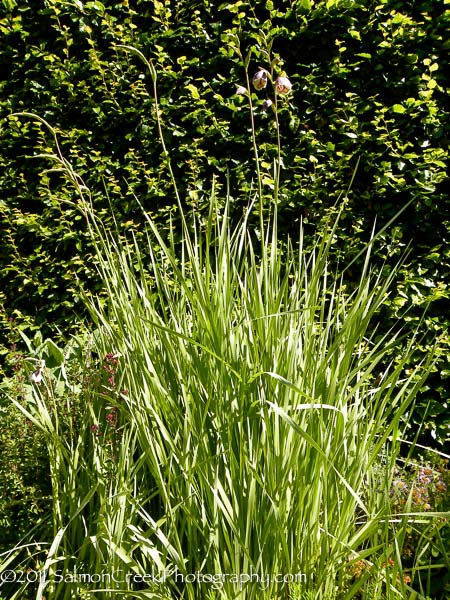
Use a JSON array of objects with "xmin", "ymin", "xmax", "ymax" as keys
[{"xmin": 81, "ymin": 186, "xmax": 438, "ymax": 599}]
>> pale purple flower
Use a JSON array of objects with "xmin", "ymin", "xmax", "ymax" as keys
[
  {"xmin": 275, "ymin": 76, "xmax": 292, "ymax": 94},
  {"xmin": 252, "ymin": 69, "xmax": 268, "ymax": 91}
]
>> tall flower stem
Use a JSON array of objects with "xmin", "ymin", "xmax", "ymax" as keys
[{"xmin": 240, "ymin": 52, "xmax": 265, "ymax": 241}]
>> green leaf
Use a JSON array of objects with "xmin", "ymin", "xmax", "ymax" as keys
[
  {"xmin": 42, "ymin": 339, "xmax": 65, "ymax": 368},
  {"xmin": 186, "ymin": 83, "xmax": 200, "ymax": 99}
]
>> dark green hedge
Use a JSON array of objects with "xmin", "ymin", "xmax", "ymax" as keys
[{"xmin": 0, "ymin": 0, "xmax": 448, "ymax": 444}]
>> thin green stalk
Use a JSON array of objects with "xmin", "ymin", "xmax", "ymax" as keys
[{"xmin": 238, "ymin": 45, "xmax": 265, "ymax": 238}]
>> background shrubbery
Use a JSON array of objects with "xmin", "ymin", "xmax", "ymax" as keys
[{"xmin": 0, "ymin": 0, "xmax": 449, "ymax": 445}]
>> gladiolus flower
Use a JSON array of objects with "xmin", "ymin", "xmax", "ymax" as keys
[
  {"xmin": 275, "ymin": 76, "xmax": 292, "ymax": 94},
  {"xmin": 252, "ymin": 69, "xmax": 268, "ymax": 90}
]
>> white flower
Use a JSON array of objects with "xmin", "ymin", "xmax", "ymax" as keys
[
  {"xmin": 262, "ymin": 98, "xmax": 273, "ymax": 111},
  {"xmin": 236, "ymin": 85, "xmax": 247, "ymax": 95},
  {"xmin": 252, "ymin": 69, "xmax": 268, "ymax": 91},
  {"xmin": 30, "ymin": 369, "xmax": 43, "ymax": 384},
  {"xmin": 275, "ymin": 76, "xmax": 292, "ymax": 94},
  {"xmin": 30, "ymin": 359, "xmax": 45, "ymax": 384}
]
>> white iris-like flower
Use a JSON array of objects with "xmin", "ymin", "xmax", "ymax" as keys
[{"xmin": 30, "ymin": 359, "xmax": 46, "ymax": 384}]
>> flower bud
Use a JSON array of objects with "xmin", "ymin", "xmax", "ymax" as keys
[
  {"xmin": 275, "ymin": 76, "xmax": 292, "ymax": 94},
  {"xmin": 235, "ymin": 85, "xmax": 247, "ymax": 96},
  {"xmin": 252, "ymin": 69, "xmax": 268, "ymax": 90},
  {"xmin": 262, "ymin": 98, "xmax": 273, "ymax": 111}
]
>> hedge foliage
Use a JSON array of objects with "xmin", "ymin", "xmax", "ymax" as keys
[{"xmin": 0, "ymin": 0, "xmax": 449, "ymax": 443}]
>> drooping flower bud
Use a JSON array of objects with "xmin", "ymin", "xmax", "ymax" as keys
[
  {"xmin": 275, "ymin": 76, "xmax": 292, "ymax": 94},
  {"xmin": 236, "ymin": 85, "xmax": 247, "ymax": 95},
  {"xmin": 252, "ymin": 69, "xmax": 268, "ymax": 91},
  {"xmin": 262, "ymin": 98, "xmax": 273, "ymax": 111}
]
